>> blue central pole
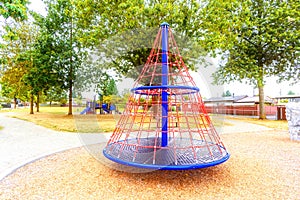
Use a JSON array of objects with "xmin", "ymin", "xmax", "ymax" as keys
[{"xmin": 161, "ymin": 22, "xmax": 169, "ymax": 147}]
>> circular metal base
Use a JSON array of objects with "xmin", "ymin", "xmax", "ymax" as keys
[{"xmin": 103, "ymin": 138, "xmax": 230, "ymax": 170}]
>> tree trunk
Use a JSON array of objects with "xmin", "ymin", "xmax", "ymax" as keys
[
  {"xmin": 14, "ymin": 96, "xmax": 17, "ymax": 109},
  {"xmin": 256, "ymin": 3, "xmax": 266, "ymax": 120},
  {"xmin": 258, "ymin": 80, "xmax": 266, "ymax": 120},
  {"xmin": 68, "ymin": 7, "xmax": 73, "ymax": 116},
  {"xmin": 68, "ymin": 84, "xmax": 72, "ymax": 115},
  {"xmin": 36, "ymin": 93, "xmax": 40, "ymax": 112},
  {"xmin": 30, "ymin": 93, "xmax": 34, "ymax": 114}
]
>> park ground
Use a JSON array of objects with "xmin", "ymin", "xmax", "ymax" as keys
[
  {"xmin": 0, "ymin": 107, "xmax": 299, "ymax": 199},
  {"xmin": 0, "ymin": 106, "xmax": 289, "ymax": 132}
]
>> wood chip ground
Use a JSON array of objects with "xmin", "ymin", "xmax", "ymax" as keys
[{"xmin": 0, "ymin": 130, "xmax": 299, "ymax": 199}]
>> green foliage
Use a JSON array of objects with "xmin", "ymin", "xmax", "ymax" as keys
[
  {"xmin": 200, "ymin": 0, "xmax": 299, "ymax": 84},
  {"xmin": 0, "ymin": 1, "xmax": 29, "ymax": 79},
  {"xmin": 76, "ymin": 0, "xmax": 202, "ymax": 42},
  {"xmin": 287, "ymin": 90, "xmax": 295, "ymax": 95},
  {"xmin": 98, "ymin": 72, "xmax": 118, "ymax": 97},
  {"xmin": 222, "ymin": 90, "xmax": 232, "ymax": 97},
  {"xmin": 45, "ymin": 87, "xmax": 67, "ymax": 105},
  {"xmin": 0, "ymin": 0, "xmax": 28, "ymax": 21},
  {"xmin": 74, "ymin": 0, "xmax": 205, "ymax": 81},
  {"xmin": 59, "ymin": 97, "xmax": 67, "ymax": 105},
  {"xmin": 0, "ymin": 21, "xmax": 38, "ymax": 103},
  {"xmin": 36, "ymin": 0, "xmax": 87, "ymax": 114}
]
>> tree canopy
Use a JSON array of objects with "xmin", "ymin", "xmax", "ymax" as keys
[
  {"xmin": 0, "ymin": 0, "xmax": 28, "ymax": 21},
  {"xmin": 0, "ymin": 21, "xmax": 38, "ymax": 112},
  {"xmin": 98, "ymin": 72, "xmax": 118, "ymax": 97},
  {"xmin": 74, "ymin": 0, "xmax": 205, "ymax": 81},
  {"xmin": 222, "ymin": 90, "xmax": 232, "ymax": 97}
]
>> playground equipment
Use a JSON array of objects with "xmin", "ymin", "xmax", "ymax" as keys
[
  {"xmin": 80, "ymin": 101, "xmax": 116, "ymax": 115},
  {"xmin": 80, "ymin": 101, "xmax": 95, "ymax": 114},
  {"xmin": 100, "ymin": 103, "xmax": 110, "ymax": 114},
  {"xmin": 103, "ymin": 23, "xmax": 230, "ymax": 170},
  {"xmin": 80, "ymin": 106, "xmax": 92, "ymax": 115}
]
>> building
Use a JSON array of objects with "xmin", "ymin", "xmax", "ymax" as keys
[{"xmin": 204, "ymin": 95, "xmax": 276, "ymax": 116}]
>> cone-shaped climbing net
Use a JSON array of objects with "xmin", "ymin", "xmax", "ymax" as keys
[{"xmin": 103, "ymin": 23, "xmax": 230, "ymax": 170}]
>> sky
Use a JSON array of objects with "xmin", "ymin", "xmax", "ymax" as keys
[
  {"xmin": 28, "ymin": 0, "xmax": 300, "ymax": 98},
  {"xmin": 28, "ymin": 0, "xmax": 47, "ymax": 16},
  {"xmin": 116, "ymin": 63, "xmax": 300, "ymax": 99},
  {"xmin": 205, "ymin": 58, "xmax": 300, "ymax": 98}
]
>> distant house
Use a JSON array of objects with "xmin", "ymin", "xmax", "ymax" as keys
[
  {"xmin": 204, "ymin": 95, "xmax": 275, "ymax": 116},
  {"xmin": 204, "ymin": 95, "xmax": 274, "ymax": 105},
  {"xmin": 204, "ymin": 95, "xmax": 247, "ymax": 106},
  {"xmin": 234, "ymin": 96, "xmax": 274, "ymax": 105}
]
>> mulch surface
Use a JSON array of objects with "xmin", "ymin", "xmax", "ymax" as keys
[{"xmin": 0, "ymin": 130, "xmax": 299, "ymax": 200}]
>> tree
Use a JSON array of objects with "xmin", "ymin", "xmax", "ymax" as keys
[
  {"xmin": 45, "ymin": 86, "xmax": 67, "ymax": 106},
  {"xmin": 1, "ymin": 1, "xmax": 28, "ymax": 88},
  {"xmin": 0, "ymin": 21, "xmax": 38, "ymax": 112},
  {"xmin": 199, "ymin": 0, "xmax": 299, "ymax": 119},
  {"xmin": 27, "ymin": 12, "xmax": 63, "ymax": 113},
  {"xmin": 0, "ymin": 78, "xmax": 27, "ymax": 107},
  {"xmin": 0, "ymin": 0, "xmax": 29, "ymax": 66},
  {"xmin": 98, "ymin": 72, "xmax": 118, "ymax": 97},
  {"xmin": 287, "ymin": 90, "xmax": 295, "ymax": 95},
  {"xmin": 222, "ymin": 90, "xmax": 232, "ymax": 97},
  {"xmin": 41, "ymin": 0, "xmax": 86, "ymax": 115}
]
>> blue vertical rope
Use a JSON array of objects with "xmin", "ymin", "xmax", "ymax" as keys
[{"xmin": 161, "ymin": 22, "xmax": 169, "ymax": 147}]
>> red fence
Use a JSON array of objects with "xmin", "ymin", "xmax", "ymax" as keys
[
  {"xmin": 204, "ymin": 105, "xmax": 279, "ymax": 116},
  {"xmin": 181, "ymin": 103, "xmax": 284, "ymax": 119},
  {"xmin": 205, "ymin": 105, "xmax": 258, "ymax": 115}
]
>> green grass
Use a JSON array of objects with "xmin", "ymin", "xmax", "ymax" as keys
[
  {"xmin": 3, "ymin": 106, "xmax": 288, "ymax": 133},
  {"xmin": 7, "ymin": 106, "xmax": 232, "ymax": 133},
  {"xmin": 226, "ymin": 116, "xmax": 288, "ymax": 130},
  {"xmin": 9, "ymin": 106, "xmax": 115, "ymax": 133}
]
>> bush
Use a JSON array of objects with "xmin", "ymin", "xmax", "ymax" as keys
[
  {"xmin": 60, "ymin": 98, "xmax": 67, "ymax": 105},
  {"xmin": 0, "ymin": 103, "xmax": 11, "ymax": 108}
]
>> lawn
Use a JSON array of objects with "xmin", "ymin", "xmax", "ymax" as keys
[
  {"xmin": 8, "ymin": 107, "xmax": 117, "ymax": 133},
  {"xmin": 4, "ymin": 107, "xmax": 288, "ymax": 133},
  {"xmin": 226, "ymin": 115, "xmax": 288, "ymax": 130},
  {"xmin": 7, "ymin": 107, "xmax": 233, "ymax": 133}
]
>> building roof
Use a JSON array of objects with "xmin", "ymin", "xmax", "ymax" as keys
[
  {"xmin": 234, "ymin": 96, "xmax": 274, "ymax": 104},
  {"xmin": 273, "ymin": 95, "xmax": 300, "ymax": 99},
  {"xmin": 204, "ymin": 95, "xmax": 274, "ymax": 104},
  {"xmin": 204, "ymin": 95, "xmax": 247, "ymax": 103}
]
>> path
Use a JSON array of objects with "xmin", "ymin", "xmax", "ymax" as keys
[
  {"xmin": 0, "ymin": 113, "xmax": 272, "ymax": 181},
  {"xmin": 0, "ymin": 113, "xmax": 110, "ymax": 181},
  {"xmin": 216, "ymin": 118, "xmax": 273, "ymax": 134}
]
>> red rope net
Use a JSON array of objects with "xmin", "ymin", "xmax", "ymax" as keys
[{"xmin": 103, "ymin": 26, "xmax": 229, "ymax": 169}]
